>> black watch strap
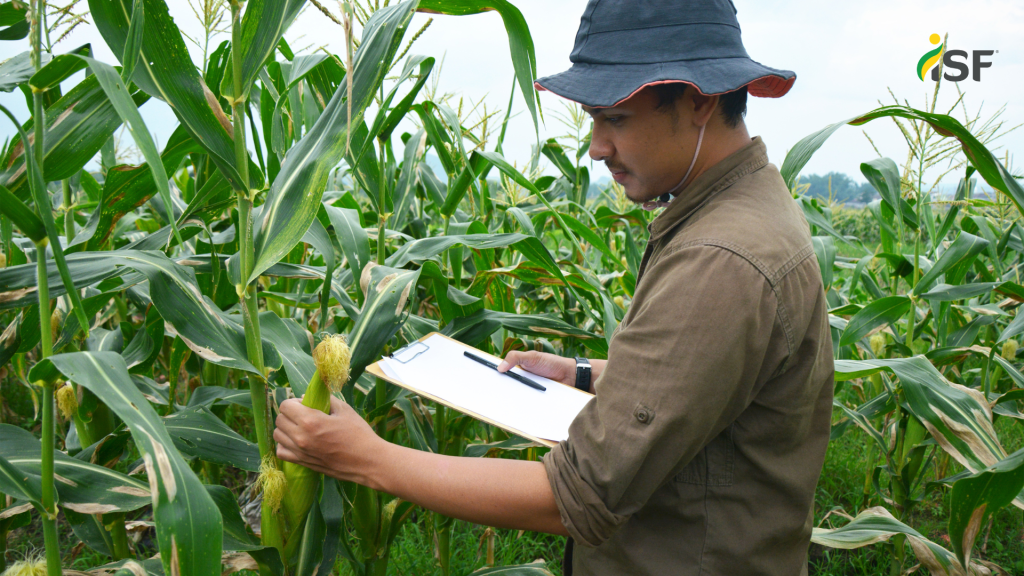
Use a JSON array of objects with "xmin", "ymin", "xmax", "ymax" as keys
[{"xmin": 574, "ymin": 357, "xmax": 592, "ymax": 392}]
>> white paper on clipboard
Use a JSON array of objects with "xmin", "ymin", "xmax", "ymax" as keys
[{"xmin": 379, "ymin": 334, "xmax": 593, "ymax": 442}]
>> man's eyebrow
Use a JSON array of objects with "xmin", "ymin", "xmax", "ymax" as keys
[{"xmin": 582, "ymin": 106, "xmax": 621, "ymax": 117}]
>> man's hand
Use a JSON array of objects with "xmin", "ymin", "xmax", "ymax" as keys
[
  {"xmin": 499, "ymin": 351, "xmax": 606, "ymax": 392},
  {"xmin": 273, "ymin": 392, "xmax": 568, "ymax": 537},
  {"xmin": 274, "ymin": 396, "xmax": 384, "ymax": 488},
  {"xmin": 497, "ymin": 351, "xmax": 576, "ymax": 387}
]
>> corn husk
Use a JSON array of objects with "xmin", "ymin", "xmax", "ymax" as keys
[{"xmin": 281, "ymin": 334, "xmax": 352, "ymax": 541}]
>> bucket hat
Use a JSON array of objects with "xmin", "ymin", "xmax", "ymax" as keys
[{"xmin": 536, "ymin": 0, "xmax": 796, "ymax": 108}]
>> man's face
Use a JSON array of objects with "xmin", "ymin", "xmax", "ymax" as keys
[{"xmin": 584, "ymin": 88, "xmax": 696, "ymax": 203}]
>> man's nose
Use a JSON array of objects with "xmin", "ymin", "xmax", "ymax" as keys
[{"xmin": 588, "ymin": 122, "xmax": 613, "ymax": 162}]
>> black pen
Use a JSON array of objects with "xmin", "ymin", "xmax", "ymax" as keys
[{"xmin": 463, "ymin": 351, "xmax": 547, "ymax": 392}]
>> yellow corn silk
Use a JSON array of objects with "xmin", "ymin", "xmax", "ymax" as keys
[
  {"xmin": 870, "ymin": 333, "xmax": 887, "ymax": 357},
  {"xmin": 1002, "ymin": 339, "xmax": 1018, "ymax": 362},
  {"xmin": 281, "ymin": 335, "xmax": 352, "ymax": 544},
  {"xmin": 56, "ymin": 381, "xmax": 78, "ymax": 420},
  {"xmin": 3, "ymin": 558, "xmax": 48, "ymax": 576},
  {"xmin": 49, "ymin": 309, "xmax": 63, "ymax": 343},
  {"xmin": 258, "ymin": 454, "xmax": 286, "ymax": 514},
  {"xmin": 313, "ymin": 334, "xmax": 352, "ymax": 395}
]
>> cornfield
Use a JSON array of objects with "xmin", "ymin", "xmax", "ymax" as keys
[{"xmin": 0, "ymin": 1, "xmax": 1023, "ymax": 575}]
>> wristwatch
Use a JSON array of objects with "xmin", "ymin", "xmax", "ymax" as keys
[{"xmin": 574, "ymin": 357, "xmax": 592, "ymax": 392}]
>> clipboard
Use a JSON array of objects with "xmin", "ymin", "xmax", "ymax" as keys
[{"xmin": 366, "ymin": 332, "xmax": 594, "ymax": 448}]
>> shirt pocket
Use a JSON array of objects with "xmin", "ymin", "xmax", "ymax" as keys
[{"xmin": 673, "ymin": 424, "xmax": 735, "ymax": 487}]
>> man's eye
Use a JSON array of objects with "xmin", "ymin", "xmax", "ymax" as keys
[{"xmin": 606, "ymin": 116, "xmax": 622, "ymax": 125}]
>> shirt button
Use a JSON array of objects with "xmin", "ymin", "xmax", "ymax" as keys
[{"xmin": 634, "ymin": 406, "xmax": 652, "ymax": 424}]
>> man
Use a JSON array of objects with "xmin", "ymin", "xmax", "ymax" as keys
[{"xmin": 274, "ymin": 1, "xmax": 834, "ymax": 574}]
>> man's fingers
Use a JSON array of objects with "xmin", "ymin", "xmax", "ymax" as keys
[
  {"xmin": 273, "ymin": 426, "xmax": 295, "ymax": 451},
  {"xmin": 276, "ymin": 444, "xmax": 299, "ymax": 464},
  {"xmin": 498, "ymin": 350, "xmax": 529, "ymax": 372},
  {"xmin": 279, "ymin": 397, "xmax": 307, "ymax": 419}
]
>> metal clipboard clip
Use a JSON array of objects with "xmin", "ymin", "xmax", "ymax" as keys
[{"xmin": 389, "ymin": 340, "xmax": 430, "ymax": 364}]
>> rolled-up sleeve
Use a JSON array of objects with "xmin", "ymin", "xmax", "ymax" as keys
[{"xmin": 543, "ymin": 243, "xmax": 781, "ymax": 547}]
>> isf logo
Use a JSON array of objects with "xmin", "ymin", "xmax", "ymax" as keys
[{"xmin": 916, "ymin": 33, "xmax": 995, "ymax": 82}]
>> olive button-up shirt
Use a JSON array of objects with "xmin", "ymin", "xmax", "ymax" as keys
[{"xmin": 544, "ymin": 136, "xmax": 835, "ymax": 575}]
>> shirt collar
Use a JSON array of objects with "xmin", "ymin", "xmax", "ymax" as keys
[{"xmin": 648, "ymin": 136, "xmax": 769, "ymax": 242}]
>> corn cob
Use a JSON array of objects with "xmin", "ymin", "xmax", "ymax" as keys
[{"xmin": 281, "ymin": 334, "xmax": 351, "ymax": 537}]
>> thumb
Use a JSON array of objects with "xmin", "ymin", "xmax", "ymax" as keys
[{"xmin": 328, "ymin": 394, "xmax": 349, "ymax": 415}]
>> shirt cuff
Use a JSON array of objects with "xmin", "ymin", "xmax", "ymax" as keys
[{"xmin": 543, "ymin": 439, "xmax": 629, "ymax": 547}]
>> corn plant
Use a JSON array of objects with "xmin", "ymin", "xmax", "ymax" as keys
[
  {"xmin": 0, "ymin": 0, "xmax": 583, "ymax": 574},
  {"xmin": 784, "ymin": 72, "xmax": 1024, "ymax": 573},
  {"xmin": 1, "ymin": 2, "xmax": 1022, "ymax": 575}
]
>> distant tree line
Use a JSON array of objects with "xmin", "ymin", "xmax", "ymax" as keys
[{"xmin": 800, "ymin": 172, "xmax": 879, "ymax": 204}]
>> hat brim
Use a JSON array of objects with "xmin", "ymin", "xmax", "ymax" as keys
[{"xmin": 535, "ymin": 58, "xmax": 796, "ymax": 108}]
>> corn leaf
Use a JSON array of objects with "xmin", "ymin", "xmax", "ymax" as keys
[
  {"xmin": 0, "ymin": 183, "xmax": 46, "ymax": 242},
  {"xmin": 919, "ymin": 282, "xmax": 1000, "ymax": 302},
  {"xmin": 0, "ymin": 249, "xmax": 282, "ymax": 373},
  {"xmin": 205, "ymin": 484, "xmax": 262, "ymax": 552},
  {"xmin": 258, "ymin": 311, "xmax": 315, "ymax": 396},
  {"xmin": 781, "ymin": 105, "xmax": 1024, "ymax": 218},
  {"xmin": 29, "ymin": 351, "xmax": 223, "ymax": 576},
  {"xmin": 0, "ymin": 452, "xmax": 43, "ymax": 513},
  {"xmin": 323, "ymin": 205, "xmax": 370, "ymax": 294},
  {"xmin": 73, "ymin": 55, "xmax": 184, "ymax": 248},
  {"xmin": 913, "ymin": 232, "xmax": 989, "ymax": 296},
  {"xmin": 72, "ymin": 126, "xmax": 201, "ymax": 251},
  {"xmin": 346, "ymin": 264, "xmax": 422, "ymax": 386},
  {"xmin": 838, "ymin": 296, "xmax": 911, "ymax": 348},
  {"xmin": 0, "ymin": 104, "xmax": 92, "ymax": 336},
  {"xmin": 467, "ymin": 562, "xmax": 554, "ymax": 576},
  {"xmin": 0, "ymin": 3, "xmax": 28, "ymax": 41},
  {"xmin": 860, "ymin": 158, "xmax": 904, "ymax": 239},
  {"xmin": 811, "ymin": 507, "xmax": 963, "ymax": 575},
  {"xmin": 27, "ymin": 44, "xmax": 92, "ymax": 92},
  {"xmin": 0, "ymin": 251, "xmax": 135, "ymax": 311},
  {"xmin": 0, "ymin": 51, "xmax": 33, "ymax": 92},
  {"xmin": 88, "ymin": 0, "xmax": 245, "ymax": 190},
  {"xmin": 0, "ymin": 424, "xmax": 151, "ymax": 514},
  {"xmin": 249, "ymin": 1, "xmax": 418, "ymax": 284},
  {"xmin": 120, "ymin": 0, "xmax": 144, "ymax": 82},
  {"xmin": 417, "ymin": 0, "xmax": 538, "ymax": 132},
  {"xmin": 163, "ymin": 406, "xmax": 260, "ymax": 472},
  {"xmin": 219, "ymin": 0, "xmax": 306, "ymax": 102},
  {"xmin": 392, "ymin": 130, "xmax": 428, "ymax": 228},
  {"xmin": 834, "ymin": 356, "xmax": 1021, "ymax": 508},
  {"xmin": 948, "ymin": 448, "xmax": 1024, "ymax": 568},
  {"xmin": 1, "ymin": 73, "xmax": 146, "ymax": 199},
  {"xmin": 812, "ymin": 236, "xmax": 836, "ymax": 290}
]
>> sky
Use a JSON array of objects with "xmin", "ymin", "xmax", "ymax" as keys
[{"xmin": 1, "ymin": 0, "xmax": 1021, "ymax": 194}]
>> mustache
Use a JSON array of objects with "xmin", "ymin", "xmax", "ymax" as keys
[{"xmin": 605, "ymin": 162, "xmax": 627, "ymax": 173}]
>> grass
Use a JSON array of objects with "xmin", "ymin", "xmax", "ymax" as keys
[{"xmin": 384, "ymin": 518, "xmax": 564, "ymax": 575}]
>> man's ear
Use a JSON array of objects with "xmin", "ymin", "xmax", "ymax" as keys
[{"xmin": 688, "ymin": 91, "xmax": 718, "ymax": 128}]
